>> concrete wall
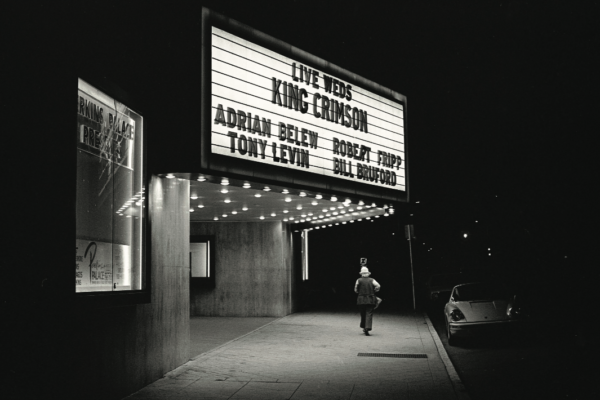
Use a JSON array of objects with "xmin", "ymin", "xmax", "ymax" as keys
[
  {"xmin": 3, "ymin": 176, "xmax": 192, "ymax": 400},
  {"xmin": 67, "ymin": 176, "xmax": 190, "ymax": 399},
  {"xmin": 190, "ymin": 221, "xmax": 298, "ymax": 316}
]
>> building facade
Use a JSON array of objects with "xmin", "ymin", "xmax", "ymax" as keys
[{"xmin": 4, "ymin": 8, "xmax": 407, "ymax": 400}]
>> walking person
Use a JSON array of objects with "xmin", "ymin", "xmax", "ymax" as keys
[{"xmin": 355, "ymin": 266, "xmax": 380, "ymax": 335}]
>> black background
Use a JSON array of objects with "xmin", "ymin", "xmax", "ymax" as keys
[{"xmin": 7, "ymin": 0, "xmax": 599, "ymax": 294}]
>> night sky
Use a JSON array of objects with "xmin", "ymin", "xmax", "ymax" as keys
[{"xmin": 70, "ymin": 1, "xmax": 598, "ymax": 276}]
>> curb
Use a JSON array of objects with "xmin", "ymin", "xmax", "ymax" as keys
[{"xmin": 423, "ymin": 312, "xmax": 471, "ymax": 400}]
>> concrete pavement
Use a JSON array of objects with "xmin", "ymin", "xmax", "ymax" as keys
[{"xmin": 124, "ymin": 307, "xmax": 469, "ymax": 399}]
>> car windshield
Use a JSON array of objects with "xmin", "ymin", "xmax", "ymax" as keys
[
  {"xmin": 453, "ymin": 283, "xmax": 505, "ymax": 301},
  {"xmin": 430, "ymin": 274, "xmax": 458, "ymax": 286}
]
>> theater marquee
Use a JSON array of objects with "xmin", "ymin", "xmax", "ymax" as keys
[{"xmin": 207, "ymin": 22, "xmax": 406, "ymax": 194}]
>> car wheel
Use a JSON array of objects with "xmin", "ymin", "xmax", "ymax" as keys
[{"xmin": 447, "ymin": 319, "xmax": 456, "ymax": 346}]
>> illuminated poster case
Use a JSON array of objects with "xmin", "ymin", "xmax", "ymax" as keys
[
  {"xmin": 201, "ymin": 9, "xmax": 408, "ymax": 203},
  {"xmin": 76, "ymin": 78, "xmax": 145, "ymax": 294}
]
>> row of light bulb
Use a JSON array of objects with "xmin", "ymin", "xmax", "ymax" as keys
[
  {"xmin": 191, "ymin": 175, "xmax": 392, "ymax": 210},
  {"xmin": 166, "ymin": 174, "xmax": 395, "ymax": 221},
  {"xmin": 189, "ymin": 188, "xmax": 385, "ymax": 221},
  {"xmin": 189, "ymin": 202, "xmax": 386, "ymax": 223},
  {"xmin": 115, "ymin": 189, "xmax": 145, "ymax": 217}
]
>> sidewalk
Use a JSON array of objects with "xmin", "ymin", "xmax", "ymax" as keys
[{"xmin": 125, "ymin": 307, "xmax": 469, "ymax": 399}]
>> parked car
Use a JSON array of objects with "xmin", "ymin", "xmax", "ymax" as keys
[
  {"xmin": 444, "ymin": 282, "xmax": 522, "ymax": 345},
  {"xmin": 424, "ymin": 273, "xmax": 462, "ymax": 305},
  {"xmin": 425, "ymin": 270, "xmax": 489, "ymax": 305}
]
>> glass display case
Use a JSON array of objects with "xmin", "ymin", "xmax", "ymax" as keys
[{"xmin": 76, "ymin": 78, "xmax": 145, "ymax": 293}]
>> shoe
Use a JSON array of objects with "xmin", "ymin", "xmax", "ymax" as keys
[{"xmin": 363, "ymin": 329, "xmax": 370, "ymax": 336}]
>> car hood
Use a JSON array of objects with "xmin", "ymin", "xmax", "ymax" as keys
[{"xmin": 455, "ymin": 300, "xmax": 509, "ymax": 322}]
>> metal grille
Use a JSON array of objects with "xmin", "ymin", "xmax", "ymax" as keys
[{"xmin": 357, "ymin": 353, "xmax": 428, "ymax": 358}]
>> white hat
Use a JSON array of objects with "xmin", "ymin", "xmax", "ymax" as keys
[{"xmin": 360, "ymin": 267, "xmax": 370, "ymax": 275}]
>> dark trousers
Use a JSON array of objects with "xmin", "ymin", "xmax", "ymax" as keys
[{"xmin": 359, "ymin": 304, "xmax": 375, "ymax": 330}]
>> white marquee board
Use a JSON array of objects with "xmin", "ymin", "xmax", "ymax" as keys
[{"xmin": 210, "ymin": 26, "xmax": 405, "ymax": 192}]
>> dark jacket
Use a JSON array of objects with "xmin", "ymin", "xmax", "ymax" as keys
[{"xmin": 355, "ymin": 277, "xmax": 379, "ymax": 305}]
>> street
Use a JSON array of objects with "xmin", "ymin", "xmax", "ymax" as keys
[{"xmin": 426, "ymin": 303, "xmax": 597, "ymax": 399}]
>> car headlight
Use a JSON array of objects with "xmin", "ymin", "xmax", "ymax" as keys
[{"xmin": 449, "ymin": 309, "xmax": 465, "ymax": 321}]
